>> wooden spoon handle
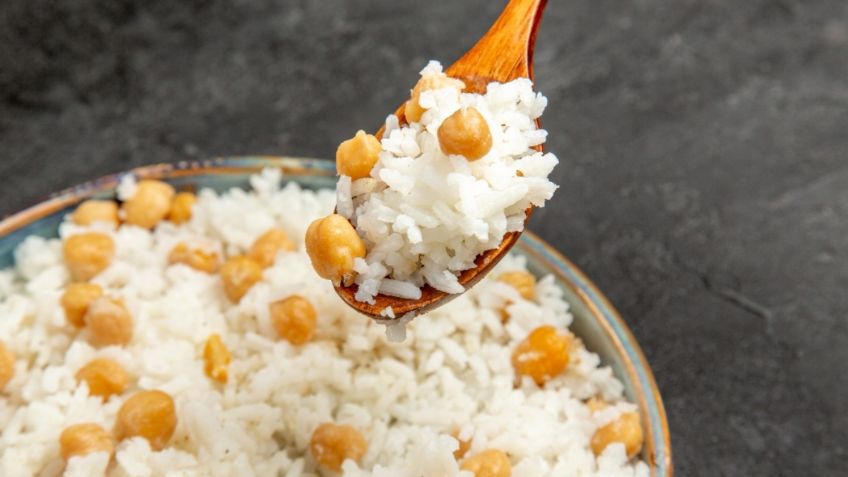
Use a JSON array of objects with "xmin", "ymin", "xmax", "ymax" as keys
[{"xmin": 446, "ymin": 0, "xmax": 548, "ymax": 91}]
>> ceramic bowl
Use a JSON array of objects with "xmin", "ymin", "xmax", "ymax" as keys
[{"xmin": 0, "ymin": 156, "xmax": 672, "ymax": 475}]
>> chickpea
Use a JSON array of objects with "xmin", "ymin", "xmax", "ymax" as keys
[
  {"xmin": 168, "ymin": 242, "xmax": 219, "ymax": 273},
  {"xmin": 336, "ymin": 130, "xmax": 382, "ymax": 180},
  {"xmin": 511, "ymin": 325, "xmax": 570, "ymax": 385},
  {"xmin": 0, "ymin": 341, "xmax": 14, "ymax": 390},
  {"xmin": 305, "ymin": 214, "xmax": 366, "ymax": 286},
  {"xmin": 460, "ymin": 449, "xmax": 512, "ymax": 477},
  {"xmin": 71, "ymin": 200, "xmax": 120, "ymax": 227},
  {"xmin": 248, "ymin": 228, "xmax": 295, "ymax": 268},
  {"xmin": 586, "ymin": 396, "xmax": 608, "ymax": 414},
  {"xmin": 85, "ymin": 297, "xmax": 133, "ymax": 347},
  {"xmin": 404, "ymin": 73, "xmax": 465, "ymax": 123},
  {"xmin": 167, "ymin": 192, "xmax": 197, "ymax": 224},
  {"xmin": 203, "ymin": 334, "xmax": 231, "ymax": 383},
  {"xmin": 269, "ymin": 295, "xmax": 317, "ymax": 345},
  {"xmin": 122, "ymin": 180, "xmax": 175, "ymax": 229},
  {"xmin": 61, "ymin": 283, "xmax": 103, "ymax": 327},
  {"xmin": 115, "ymin": 390, "xmax": 177, "ymax": 451},
  {"xmin": 591, "ymin": 411, "xmax": 644, "ymax": 459},
  {"xmin": 59, "ymin": 423, "xmax": 114, "ymax": 461},
  {"xmin": 309, "ymin": 422, "xmax": 368, "ymax": 472},
  {"xmin": 437, "ymin": 107, "xmax": 493, "ymax": 160},
  {"xmin": 498, "ymin": 271, "xmax": 536, "ymax": 301},
  {"xmin": 451, "ymin": 428, "xmax": 471, "ymax": 460},
  {"xmin": 219, "ymin": 256, "xmax": 263, "ymax": 303},
  {"xmin": 75, "ymin": 358, "xmax": 129, "ymax": 400},
  {"xmin": 498, "ymin": 308, "xmax": 511, "ymax": 323},
  {"xmin": 63, "ymin": 233, "xmax": 115, "ymax": 281}
]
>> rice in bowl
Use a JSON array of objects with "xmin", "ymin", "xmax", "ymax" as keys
[{"xmin": 0, "ymin": 169, "xmax": 648, "ymax": 477}]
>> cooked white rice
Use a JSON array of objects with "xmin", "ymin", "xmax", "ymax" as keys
[
  {"xmin": 339, "ymin": 61, "xmax": 559, "ymax": 305},
  {"xmin": 0, "ymin": 169, "xmax": 647, "ymax": 477}
]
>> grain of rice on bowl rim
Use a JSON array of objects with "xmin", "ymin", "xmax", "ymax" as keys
[
  {"xmin": 0, "ymin": 166, "xmax": 648, "ymax": 476},
  {"xmin": 306, "ymin": 61, "xmax": 560, "ymax": 310}
]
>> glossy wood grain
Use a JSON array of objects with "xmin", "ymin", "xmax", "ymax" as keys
[{"xmin": 336, "ymin": 0, "xmax": 548, "ymax": 318}]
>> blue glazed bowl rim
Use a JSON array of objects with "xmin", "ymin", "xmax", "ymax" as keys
[{"xmin": 0, "ymin": 156, "xmax": 671, "ymax": 475}]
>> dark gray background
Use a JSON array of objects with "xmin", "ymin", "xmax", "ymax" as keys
[{"xmin": 1, "ymin": 0, "xmax": 846, "ymax": 475}]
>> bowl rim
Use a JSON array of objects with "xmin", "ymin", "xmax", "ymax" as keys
[
  {"xmin": 0, "ymin": 156, "xmax": 671, "ymax": 475},
  {"xmin": 519, "ymin": 233, "xmax": 672, "ymax": 474}
]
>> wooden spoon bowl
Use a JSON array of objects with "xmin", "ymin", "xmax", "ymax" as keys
[{"xmin": 336, "ymin": 0, "xmax": 548, "ymax": 320}]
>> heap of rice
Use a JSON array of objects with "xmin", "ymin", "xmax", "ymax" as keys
[
  {"xmin": 337, "ymin": 61, "xmax": 559, "ymax": 304},
  {"xmin": 0, "ymin": 170, "xmax": 646, "ymax": 476}
]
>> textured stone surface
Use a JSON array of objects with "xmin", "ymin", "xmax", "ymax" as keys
[{"xmin": 1, "ymin": 0, "xmax": 846, "ymax": 474}]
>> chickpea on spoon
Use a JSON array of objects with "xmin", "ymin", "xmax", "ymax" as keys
[{"xmin": 306, "ymin": 0, "xmax": 557, "ymax": 321}]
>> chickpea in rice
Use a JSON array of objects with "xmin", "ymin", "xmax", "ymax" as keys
[
  {"xmin": 122, "ymin": 180, "xmax": 175, "ymax": 229},
  {"xmin": 586, "ymin": 396, "xmax": 608, "ymax": 413},
  {"xmin": 591, "ymin": 411, "xmax": 644, "ymax": 458},
  {"xmin": 270, "ymin": 295, "xmax": 317, "ymax": 345},
  {"xmin": 84, "ymin": 297, "xmax": 133, "ymax": 347},
  {"xmin": 167, "ymin": 192, "xmax": 197, "ymax": 224},
  {"xmin": 63, "ymin": 233, "xmax": 115, "ymax": 281},
  {"xmin": 451, "ymin": 428, "xmax": 471, "ymax": 460},
  {"xmin": 498, "ymin": 271, "xmax": 536, "ymax": 301},
  {"xmin": 511, "ymin": 325, "xmax": 571, "ymax": 385},
  {"xmin": 305, "ymin": 214, "xmax": 366, "ymax": 286},
  {"xmin": 498, "ymin": 270, "xmax": 537, "ymax": 322},
  {"xmin": 168, "ymin": 242, "xmax": 220, "ymax": 273},
  {"xmin": 404, "ymin": 72, "xmax": 465, "ymax": 123},
  {"xmin": 59, "ymin": 423, "xmax": 114, "ymax": 461},
  {"xmin": 220, "ymin": 256, "xmax": 263, "ymax": 303},
  {"xmin": 75, "ymin": 358, "xmax": 129, "ymax": 400},
  {"xmin": 61, "ymin": 283, "xmax": 103, "ymax": 327},
  {"xmin": 460, "ymin": 449, "xmax": 512, "ymax": 477},
  {"xmin": 0, "ymin": 342, "xmax": 14, "ymax": 390},
  {"xmin": 248, "ymin": 228, "xmax": 294, "ymax": 268},
  {"xmin": 437, "ymin": 107, "xmax": 493, "ymax": 160},
  {"xmin": 336, "ymin": 130, "xmax": 382, "ymax": 180},
  {"xmin": 72, "ymin": 200, "xmax": 120, "ymax": 227},
  {"xmin": 203, "ymin": 334, "xmax": 232, "ymax": 383},
  {"xmin": 115, "ymin": 390, "xmax": 177, "ymax": 451},
  {"xmin": 309, "ymin": 422, "xmax": 368, "ymax": 472}
]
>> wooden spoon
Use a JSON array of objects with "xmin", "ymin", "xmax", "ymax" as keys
[{"xmin": 336, "ymin": 0, "xmax": 548, "ymax": 321}]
